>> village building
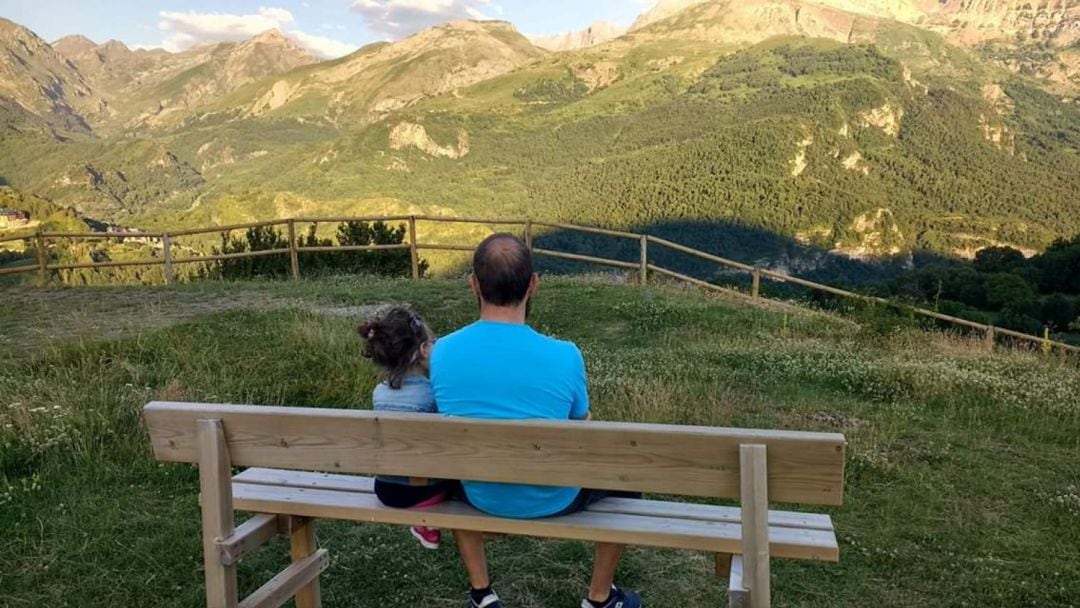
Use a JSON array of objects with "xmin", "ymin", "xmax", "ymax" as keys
[{"xmin": 0, "ymin": 208, "xmax": 29, "ymax": 229}]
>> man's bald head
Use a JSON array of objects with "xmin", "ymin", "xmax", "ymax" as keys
[{"xmin": 472, "ymin": 233, "xmax": 534, "ymax": 306}]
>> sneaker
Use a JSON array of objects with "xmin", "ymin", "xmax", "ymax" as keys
[
  {"xmin": 582, "ymin": 586, "xmax": 642, "ymax": 608},
  {"xmin": 409, "ymin": 525, "xmax": 441, "ymax": 550},
  {"xmin": 468, "ymin": 589, "xmax": 503, "ymax": 608}
]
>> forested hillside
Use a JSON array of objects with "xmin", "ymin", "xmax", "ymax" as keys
[{"xmin": 1, "ymin": 1, "xmax": 1080, "ymax": 338}]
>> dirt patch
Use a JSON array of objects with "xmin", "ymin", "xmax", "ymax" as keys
[{"xmin": 0, "ymin": 286, "xmax": 294, "ymax": 359}]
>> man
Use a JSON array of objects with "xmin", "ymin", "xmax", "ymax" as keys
[{"xmin": 431, "ymin": 234, "xmax": 643, "ymax": 608}]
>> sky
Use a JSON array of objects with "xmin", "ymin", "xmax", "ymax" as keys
[{"xmin": 0, "ymin": 1, "xmax": 655, "ymax": 59}]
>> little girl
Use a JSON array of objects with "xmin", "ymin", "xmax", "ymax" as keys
[{"xmin": 359, "ymin": 306, "xmax": 452, "ymax": 550}]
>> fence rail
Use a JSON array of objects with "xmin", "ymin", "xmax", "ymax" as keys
[{"xmin": 2, "ymin": 214, "xmax": 1076, "ymax": 356}]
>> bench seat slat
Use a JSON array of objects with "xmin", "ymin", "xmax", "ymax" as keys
[
  {"xmin": 233, "ymin": 468, "xmax": 834, "ymax": 532},
  {"xmin": 145, "ymin": 402, "xmax": 846, "ymax": 505},
  {"xmin": 232, "ymin": 482, "xmax": 839, "ymax": 562}
]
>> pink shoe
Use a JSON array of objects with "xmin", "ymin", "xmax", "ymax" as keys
[{"xmin": 410, "ymin": 525, "xmax": 441, "ymax": 550}]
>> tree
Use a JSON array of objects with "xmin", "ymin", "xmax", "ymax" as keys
[
  {"xmin": 985, "ymin": 273, "xmax": 1037, "ymax": 314},
  {"xmin": 1035, "ymin": 236, "xmax": 1080, "ymax": 295},
  {"xmin": 974, "ymin": 246, "xmax": 1026, "ymax": 274},
  {"xmin": 1041, "ymin": 294, "xmax": 1075, "ymax": 331},
  {"xmin": 335, "ymin": 220, "xmax": 427, "ymax": 277},
  {"xmin": 215, "ymin": 225, "xmax": 291, "ymax": 279}
]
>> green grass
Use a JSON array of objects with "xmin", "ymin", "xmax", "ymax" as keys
[{"xmin": 1, "ymin": 276, "xmax": 1079, "ymax": 607}]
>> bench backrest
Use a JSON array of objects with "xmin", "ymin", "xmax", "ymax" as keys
[{"xmin": 144, "ymin": 401, "xmax": 846, "ymax": 505}]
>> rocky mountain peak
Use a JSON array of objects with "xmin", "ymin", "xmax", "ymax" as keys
[
  {"xmin": 632, "ymin": 0, "xmax": 711, "ymax": 30},
  {"xmin": 531, "ymin": 21, "xmax": 626, "ymax": 51},
  {"xmin": 52, "ymin": 35, "xmax": 98, "ymax": 59}
]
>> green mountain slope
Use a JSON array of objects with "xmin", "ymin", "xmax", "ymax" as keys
[
  {"xmin": 0, "ymin": 3, "xmax": 1078, "ymax": 267},
  {"xmin": 136, "ymin": 32, "xmax": 1077, "ymax": 261}
]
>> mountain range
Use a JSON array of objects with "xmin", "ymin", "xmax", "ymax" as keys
[{"xmin": 0, "ymin": 0, "xmax": 1078, "ymax": 269}]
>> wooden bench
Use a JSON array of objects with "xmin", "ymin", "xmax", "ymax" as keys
[{"xmin": 144, "ymin": 401, "xmax": 846, "ymax": 608}]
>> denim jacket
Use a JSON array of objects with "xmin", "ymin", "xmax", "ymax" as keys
[{"xmin": 372, "ymin": 374, "xmax": 439, "ymax": 486}]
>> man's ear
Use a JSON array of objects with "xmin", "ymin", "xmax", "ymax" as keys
[
  {"xmin": 469, "ymin": 273, "xmax": 481, "ymax": 297},
  {"xmin": 527, "ymin": 273, "xmax": 539, "ymax": 296}
]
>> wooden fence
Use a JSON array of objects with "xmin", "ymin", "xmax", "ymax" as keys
[{"xmin": 1, "ymin": 215, "xmax": 1076, "ymax": 356}]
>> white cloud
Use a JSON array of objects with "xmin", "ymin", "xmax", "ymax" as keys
[
  {"xmin": 287, "ymin": 30, "xmax": 360, "ymax": 59},
  {"xmin": 350, "ymin": 0, "xmax": 499, "ymax": 38},
  {"xmin": 156, "ymin": 6, "xmax": 357, "ymax": 59},
  {"xmin": 158, "ymin": 6, "xmax": 295, "ymax": 51}
]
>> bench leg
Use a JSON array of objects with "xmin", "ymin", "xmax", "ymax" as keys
[
  {"xmin": 740, "ymin": 444, "xmax": 771, "ymax": 608},
  {"xmin": 715, "ymin": 553, "xmax": 733, "ymax": 578},
  {"xmin": 727, "ymin": 555, "xmax": 748, "ymax": 608},
  {"xmin": 198, "ymin": 419, "xmax": 238, "ymax": 608},
  {"xmin": 290, "ymin": 519, "xmax": 322, "ymax": 608}
]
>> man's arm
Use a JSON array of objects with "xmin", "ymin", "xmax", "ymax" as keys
[{"xmin": 569, "ymin": 346, "xmax": 590, "ymax": 420}]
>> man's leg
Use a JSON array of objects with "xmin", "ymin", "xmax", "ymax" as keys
[
  {"xmin": 588, "ymin": 542, "xmax": 625, "ymax": 602},
  {"xmin": 454, "ymin": 530, "xmax": 491, "ymax": 589}
]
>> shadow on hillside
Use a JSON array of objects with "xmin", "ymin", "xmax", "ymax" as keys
[
  {"xmin": 531, "ymin": 219, "xmax": 951, "ymax": 296},
  {"xmin": 0, "ymin": 175, "xmax": 7, "ymax": 187}
]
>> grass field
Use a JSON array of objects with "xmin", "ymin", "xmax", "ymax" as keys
[{"xmin": 2, "ymin": 275, "xmax": 1079, "ymax": 607}]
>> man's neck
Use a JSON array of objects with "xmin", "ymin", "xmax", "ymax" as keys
[{"xmin": 479, "ymin": 302, "xmax": 528, "ymax": 325}]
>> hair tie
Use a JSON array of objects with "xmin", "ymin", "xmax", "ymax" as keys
[{"xmin": 367, "ymin": 329, "xmax": 376, "ymax": 339}]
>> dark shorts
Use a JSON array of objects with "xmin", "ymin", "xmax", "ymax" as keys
[
  {"xmin": 374, "ymin": 478, "xmax": 456, "ymax": 509},
  {"xmin": 550, "ymin": 488, "xmax": 643, "ymax": 517},
  {"xmin": 452, "ymin": 484, "xmax": 642, "ymax": 519}
]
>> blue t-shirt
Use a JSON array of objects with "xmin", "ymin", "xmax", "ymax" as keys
[{"xmin": 431, "ymin": 320, "xmax": 589, "ymax": 519}]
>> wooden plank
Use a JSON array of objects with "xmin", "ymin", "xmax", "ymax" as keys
[
  {"xmin": 0, "ymin": 264, "xmax": 38, "ymax": 276},
  {"xmin": 170, "ymin": 220, "xmax": 287, "ymax": 237},
  {"xmin": 287, "ymin": 221, "xmax": 299, "ymax": 280},
  {"xmin": 198, "ymin": 420, "xmax": 238, "ymax": 608},
  {"xmin": 290, "ymin": 521, "xmax": 322, "ymax": 608},
  {"xmin": 639, "ymin": 236, "xmax": 648, "ymax": 285},
  {"xmin": 524, "ymin": 218, "xmax": 533, "ymax": 250},
  {"xmin": 414, "ymin": 243, "xmax": 475, "ymax": 252},
  {"xmin": 163, "ymin": 234, "xmax": 174, "ymax": 286},
  {"xmin": 232, "ymin": 469, "xmax": 835, "ymax": 531},
  {"xmin": 145, "ymin": 403, "xmax": 846, "ymax": 505},
  {"xmin": 218, "ymin": 514, "xmax": 280, "ymax": 567},
  {"xmin": 751, "ymin": 268, "xmax": 761, "ymax": 299},
  {"xmin": 532, "ymin": 248, "xmax": 640, "ymax": 270},
  {"xmin": 587, "ymin": 499, "xmax": 833, "ymax": 532},
  {"xmin": 741, "ymin": 445, "xmax": 771, "ymax": 608},
  {"xmin": 728, "ymin": 555, "xmax": 748, "ymax": 608},
  {"xmin": 297, "ymin": 244, "xmax": 411, "ymax": 253},
  {"xmin": 648, "ymin": 265, "xmax": 744, "ymax": 297},
  {"xmin": 757, "ymin": 268, "xmax": 884, "ymax": 303},
  {"xmin": 35, "ymin": 231, "xmax": 47, "ymax": 284},
  {"xmin": 238, "ymin": 549, "xmax": 329, "ymax": 608},
  {"xmin": 531, "ymin": 221, "xmax": 639, "ymax": 240},
  {"xmin": 41, "ymin": 231, "xmax": 163, "ymax": 239},
  {"xmin": 413, "ymin": 215, "xmax": 525, "ymax": 226},
  {"xmin": 408, "ymin": 216, "xmax": 419, "ymax": 280},
  {"xmin": 716, "ymin": 553, "xmax": 733, "ymax": 578},
  {"xmin": 294, "ymin": 216, "xmax": 411, "ymax": 224},
  {"xmin": 231, "ymin": 483, "xmax": 839, "ymax": 561},
  {"xmin": 48, "ymin": 258, "xmax": 162, "ymax": 271},
  {"xmin": 172, "ymin": 249, "xmax": 291, "ymax": 265},
  {"xmin": 0, "ymin": 232, "xmax": 35, "ymax": 244},
  {"xmin": 647, "ymin": 236, "xmax": 756, "ymax": 272}
]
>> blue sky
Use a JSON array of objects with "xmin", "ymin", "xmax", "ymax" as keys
[{"xmin": 0, "ymin": 1, "xmax": 652, "ymax": 58}]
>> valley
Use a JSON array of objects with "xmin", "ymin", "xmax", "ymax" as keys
[{"xmin": 1, "ymin": 0, "xmax": 1079, "ymax": 337}]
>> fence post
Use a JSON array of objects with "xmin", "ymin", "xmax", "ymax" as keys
[
  {"xmin": 35, "ymin": 229, "xmax": 47, "ymax": 286},
  {"xmin": 751, "ymin": 267, "xmax": 762, "ymax": 299},
  {"xmin": 639, "ymin": 235, "xmax": 648, "ymax": 286},
  {"xmin": 287, "ymin": 220, "xmax": 300, "ymax": 280},
  {"xmin": 984, "ymin": 326, "xmax": 996, "ymax": 352},
  {"xmin": 524, "ymin": 217, "xmax": 533, "ymax": 251},
  {"xmin": 162, "ymin": 233, "xmax": 174, "ymax": 286},
  {"xmin": 408, "ymin": 215, "xmax": 419, "ymax": 280}
]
